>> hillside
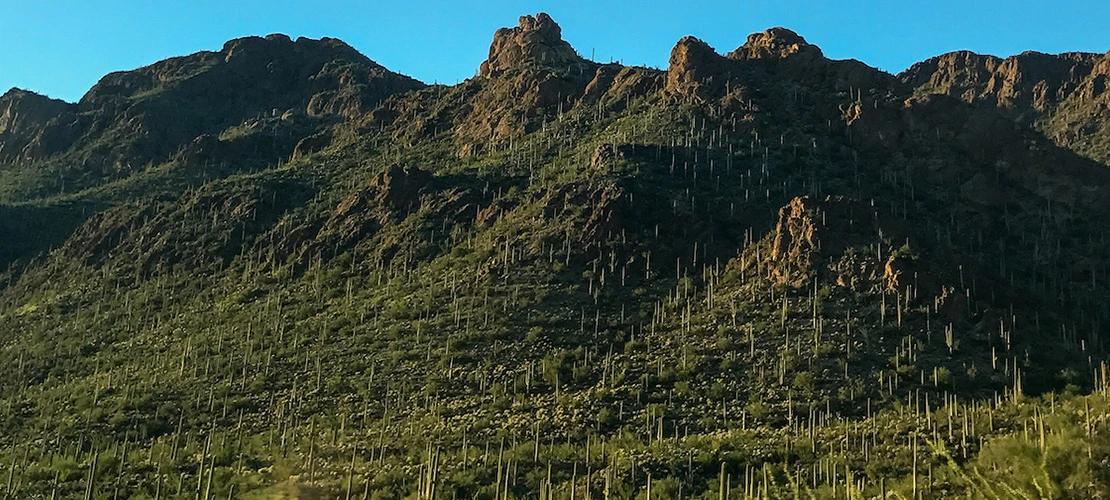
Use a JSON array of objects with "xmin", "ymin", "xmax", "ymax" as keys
[
  {"xmin": 900, "ymin": 48, "xmax": 1110, "ymax": 163},
  {"xmin": 1, "ymin": 13, "xmax": 1109, "ymax": 499}
]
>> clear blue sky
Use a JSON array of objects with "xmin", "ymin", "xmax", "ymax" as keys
[{"xmin": 2, "ymin": 0, "xmax": 1108, "ymax": 103}]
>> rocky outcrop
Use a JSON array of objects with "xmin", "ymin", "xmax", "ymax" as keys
[
  {"xmin": 727, "ymin": 27, "xmax": 823, "ymax": 62},
  {"xmin": 537, "ymin": 181, "xmax": 628, "ymax": 252},
  {"xmin": 479, "ymin": 13, "xmax": 586, "ymax": 77},
  {"xmin": 450, "ymin": 14, "xmax": 600, "ymax": 157},
  {"xmin": 0, "ymin": 89, "xmax": 78, "ymax": 160},
  {"xmin": 451, "ymin": 68, "xmax": 585, "ymax": 157},
  {"xmin": 662, "ymin": 28, "xmax": 892, "ymax": 108},
  {"xmin": 379, "ymin": 14, "xmax": 660, "ymax": 158},
  {"xmin": 370, "ymin": 164, "xmax": 434, "ymax": 214},
  {"xmin": 901, "ymin": 50, "xmax": 1097, "ymax": 112},
  {"xmin": 767, "ymin": 197, "xmax": 968, "ymax": 320},
  {"xmin": 899, "ymin": 51, "xmax": 1002, "ymax": 101},
  {"xmin": 0, "ymin": 89, "xmax": 73, "ymax": 136},
  {"xmin": 770, "ymin": 196, "xmax": 913, "ymax": 293},
  {"xmin": 770, "ymin": 196, "xmax": 889, "ymax": 288},
  {"xmin": 901, "ymin": 49, "xmax": 1110, "ymax": 163},
  {"xmin": 665, "ymin": 37, "xmax": 730, "ymax": 101}
]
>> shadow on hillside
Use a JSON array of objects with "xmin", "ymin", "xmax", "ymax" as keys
[{"xmin": 0, "ymin": 201, "xmax": 96, "ymax": 284}]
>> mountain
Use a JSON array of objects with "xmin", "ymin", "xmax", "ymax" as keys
[
  {"xmin": 0, "ymin": 34, "xmax": 423, "ymax": 201},
  {"xmin": 1, "ymin": 14, "xmax": 1109, "ymax": 499},
  {"xmin": 900, "ymin": 48, "xmax": 1110, "ymax": 163}
]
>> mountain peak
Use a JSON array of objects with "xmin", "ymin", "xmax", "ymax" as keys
[
  {"xmin": 728, "ymin": 27, "xmax": 823, "ymax": 61},
  {"xmin": 479, "ymin": 13, "xmax": 583, "ymax": 77},
  {"xmin": 0, "ymin": 88, "xmax": 75, "ymax": 157},
  {"xmin": 665, "ymin": 36, "xmax": 727, "ymax": 98}
]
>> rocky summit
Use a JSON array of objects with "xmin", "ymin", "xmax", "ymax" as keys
[
  {"xmin": 1, "ymin": 13, "xmax": 1110, "ymax": 499},
  {"xmin": 480, "ymin": 13, "xmax": 586, "ymax": 76}
]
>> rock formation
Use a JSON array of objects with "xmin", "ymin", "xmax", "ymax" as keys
[
  {"xmin": 665, "ymin": 37, "xmax": 730, "ymax": 101},
  {"xmin": 727, "ymin": 27, "xmax": 823, "ymax": 62},
  {"xmin": 479, "ymin": 13, "xmax": 585, "ymax": 77}
]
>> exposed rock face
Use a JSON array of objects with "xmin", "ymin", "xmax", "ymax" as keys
[
  {"xmin": 901, "ymin": 50, "xmax": 1096, "ymax": 112},
  {"xmin": 370, "ymin": 163, "xmax": 434, "ymax": 213},
  {"xmin": 303, "ymin": 164, "xmax": 435, "ymax": 266},
  {"xmin": 538, "ymin": 181, "xmax": 629, "ymax": 252},
  {"xmin": 770, "ymin": 196, "xmax": 887, "ymax": 288},
  {"xmin": 0, "ymin": 89, "xmax": 73, "ymax": 136},
  {"xmin": 662, "ymin": 27, "xmax": 891, "ymax": 109},
  {"xmin": 770, "ymin": 196, "xmax": 908, "ymax": 292},
  {"xmin": 768, "ymin": 196, "xmax": 966, "ymax": 318},
  {"xmin": 900, "ymin": 51, "xmax": 1001, "ymax": 101},
  {"xmin": 451, "ymin": 68, "xmax": 585, "ymax": 157},
  {"xmin": 665, "ymin": 37, "xmax": 730, "ymax": 101},
  {"xmin": 0, "ymin": 89, "xmax": 77, "ymax": 160},
  {"xmin": 479, "ymin": 13, "xmax": 585, "ymax": 77},
  {"xmin": 901, "ymin": 49, "xmax": 1110, "ymax": 163},
  {"xmin": 445, "ymin": 14, "xmax": 602, "ymax": 157},
  {"xmin": 727, "ymin": 27, "xmax": 823, "ymax": 62}
]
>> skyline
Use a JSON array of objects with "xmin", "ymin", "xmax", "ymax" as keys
[{"xmin": 2, "ymin": 0, "xmax": 1109, "ymax": 103}]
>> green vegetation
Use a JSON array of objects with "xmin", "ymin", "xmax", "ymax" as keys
[{"xmin": 1, "ymin": 20, "xmax": 1109, "ymax": 499}]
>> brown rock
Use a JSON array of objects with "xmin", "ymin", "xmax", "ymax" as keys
[
  {"xmin": 0, "ymin": 89, "xmax": 72, "ymax": 136},
  {"xmin": 581, "ymin": 65, "xmax": 621, "ymax": 103},
  {"xmin": 665, "ymin": 37, "xmax": 729, "ymax": 101},
  {"xmin": 479, "ymin": 13, "xmax": 584, "ymax": 77},
  {"xmin": 899, "ymin": 48, "xmax": 1110, "ymax": 162},
  {"xmin": 310, "ymin": 164, "xmax": 433, "ymax": 259},
  {"xmin": 727, "ymin": 27, "xmax": 823, "ymax": 62},
  {"xmin": 901, "ymin": 50, "xmax": 1096, "ymax": 112},
  {"xmin": 899, "ymin": 51, "xmax": 1002, "ymax": 102},
  {"xmin": 769, "ymin": 196, "xmax": 904, "ymax": 290},
  {"xmin": 0, "ymin": 88, "xmax": 77, "ymax": 160},
  {"xmin": 770, "ymin": 196, "xmax": 851, "ymax": 286}
]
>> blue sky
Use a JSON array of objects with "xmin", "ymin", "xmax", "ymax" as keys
[{"xmin": 2, "ymin": 0, "xmax": 1108, "ymax": 103}]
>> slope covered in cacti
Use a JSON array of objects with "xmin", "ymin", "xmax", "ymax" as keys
[{"xmin": 1, "ymin": 13, "xmax": 1109, "ymax": 499}]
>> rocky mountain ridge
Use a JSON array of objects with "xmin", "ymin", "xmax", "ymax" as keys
[
  {"xmin": 4, "ymin": 16, "xmax": 1106, "ymax": 175},
  {"xmin": 0, "ymin": 34, "xmax": 423, "ymax": 198},
  {"xmin": 900, "ymin": 47, "xmax": 1110, "ymax": 162}
]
